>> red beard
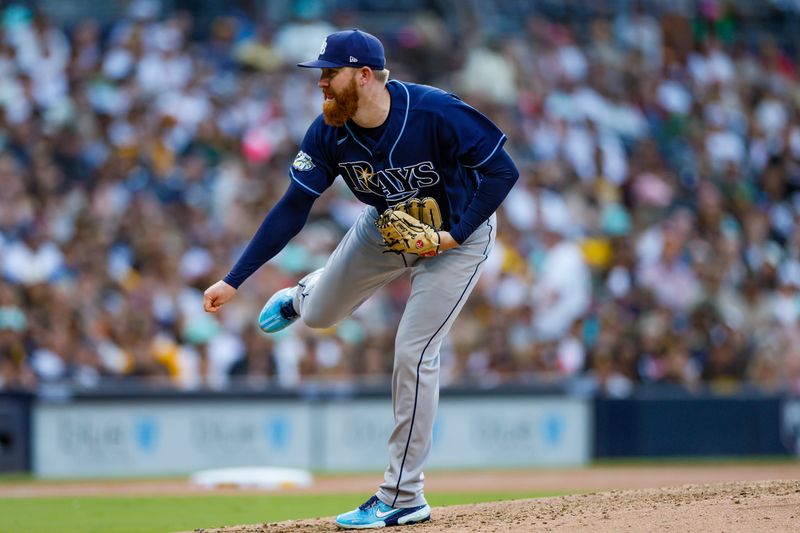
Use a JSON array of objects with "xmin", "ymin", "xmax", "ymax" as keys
[{"xmin": 323, "ymin": 76, "xmax": 359, "ymax": 127}]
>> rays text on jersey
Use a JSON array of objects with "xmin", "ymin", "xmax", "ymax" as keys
[{"xmin": 338, "ymin": 160, "xmax": 441, "ymax": 201}]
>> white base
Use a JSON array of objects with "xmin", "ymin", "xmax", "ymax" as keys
[{"xmin": 189, "ymin": 466, "xmax": 313, "ymax": 490}]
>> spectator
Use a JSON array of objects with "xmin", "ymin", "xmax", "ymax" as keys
[{"xmin": 1, "ymin": 1, "xmax": 800, "ymax": 397}]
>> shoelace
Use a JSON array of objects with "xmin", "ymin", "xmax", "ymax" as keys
[{"xmin": 358, "ymin": 496, "xmax": 380, "ymax": 511}]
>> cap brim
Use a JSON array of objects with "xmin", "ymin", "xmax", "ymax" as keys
[{"xmin": 297, "ymin": 59, "xmax": 345, "ymax": 68}]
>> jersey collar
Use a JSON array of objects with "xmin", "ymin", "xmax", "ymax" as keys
[{"xmin": 345, "ymin": 80, "xmax": 410, "ymax": 166}]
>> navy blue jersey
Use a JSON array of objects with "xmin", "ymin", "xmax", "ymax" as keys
[
  {"xmin": 224, "ymin": 80, "xmax": 517, "ymax": 287},
  {"xmin": 289, "ymin": 80, "xmax": 508, "ymax": 233}
]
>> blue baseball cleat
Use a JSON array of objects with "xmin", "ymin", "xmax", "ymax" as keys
[
  {"xmin": 258, "ymin": 286, "xmax": 299, "ymax": 333},
  {"xmin": 335, "ymin": 496, "xmax": 431, "ymax": 529}
]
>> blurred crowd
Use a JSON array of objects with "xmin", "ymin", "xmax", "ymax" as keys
[{"xmin": 2, "ymin": 0, "xmax": 800, "ymax": 396}]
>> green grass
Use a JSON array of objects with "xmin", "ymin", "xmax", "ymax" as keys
[
  {"xmin": 0, "ymin": 491, "xmax": 560, "ymax": 533},
  {"xmin": 0, "ymin": 474, "xmax": 185, "ymax": 485}
]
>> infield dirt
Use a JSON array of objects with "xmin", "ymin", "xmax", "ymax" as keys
[{"xmin": 189, "ymin": 479, "xmax": 800, "ymax": 532}]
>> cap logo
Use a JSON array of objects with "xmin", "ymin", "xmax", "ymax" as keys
[
  {"xmin": 319, "ymin": 39, "xmax": 327, "ymax": 55},
  {"xmin": 349, "ymin": 56, "xmax": 358, "ymax": 63}
]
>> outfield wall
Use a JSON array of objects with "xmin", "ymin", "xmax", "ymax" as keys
[
  {"xmin": 31, "ymin": 395, "xmax": 591, "ymax": 478},
  {"xmin": 0, "ymin": 392, "xmax": 32, "ymax": 473},
  {"xmin": 595, "ymin": 396, "xmax": 796, "ymax": 457},
  {"xmin": 3, "ymin": 388, "xmax": 798, "ymax": 476}
]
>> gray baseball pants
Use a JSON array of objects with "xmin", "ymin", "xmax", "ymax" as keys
[{"xmin": 292, "ymin": 206, "xmax": 496, "ymax": 508}]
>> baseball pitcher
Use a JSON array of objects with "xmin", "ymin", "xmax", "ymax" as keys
[{"xmin": 203, "ymin": 29, "xmax": 519, "ymax": 529}]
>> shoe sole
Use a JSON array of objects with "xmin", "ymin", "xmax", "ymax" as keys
[
  {"xmin": 397, "ymin": 507, "xmax": 431, "ymax": 525},
  {"xmin": 335, "ymin": 507, "xmax": 431, "ymax": 529},
  {"xmin": 258, "ymin": 287, "xmax": 297, "ymax": 333}
]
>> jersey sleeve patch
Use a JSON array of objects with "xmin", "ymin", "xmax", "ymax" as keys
[{"xmin": 292, "ymin": 150, "xmax": 315, "ymax": 171}]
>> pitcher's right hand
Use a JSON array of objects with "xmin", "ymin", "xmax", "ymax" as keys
[{"xmin": 203, "ymin": 280, "xmax": 236, "ymax": 313}]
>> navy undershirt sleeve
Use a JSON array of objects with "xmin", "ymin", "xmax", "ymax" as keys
[
  {"xmin": 449, "ymin": 149, "xmax": 519, "ymax": 244},
  {"xmin": 223, "ymin": 182, "xmax": 316, "ymax": 289}
]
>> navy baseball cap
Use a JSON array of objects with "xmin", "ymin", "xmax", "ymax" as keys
[{"xmin": 297, "ymin": 29, "xmax": 385, "ymax": 70}]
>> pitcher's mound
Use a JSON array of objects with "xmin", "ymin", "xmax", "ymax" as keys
[{"xmin": 190, "ymin": 479, "xmax": 800, "ymax": 533}]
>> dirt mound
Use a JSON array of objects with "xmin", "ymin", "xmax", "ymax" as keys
[{"xmin": 189, "ymin": 479, "xmax": 800, "ymax": 533}]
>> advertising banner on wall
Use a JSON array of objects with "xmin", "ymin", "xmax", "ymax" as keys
[
  {"xmin": 430, "ymin": 397, "xmax": 591, "ymax": 468},
  {"xmin": 34, "ymin": 396, "xmax": 590, "ymax": 477},
  {"xmin": 319, "ymin": 397, "xmax": 591, "ymax": 471},
  {"xmin": 782, "ymin": 399, "xmax": 800, "ymax": 456},
  {"xmin": 34, "ymin": 401, "xmax": 312, "ymax": 477}
]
